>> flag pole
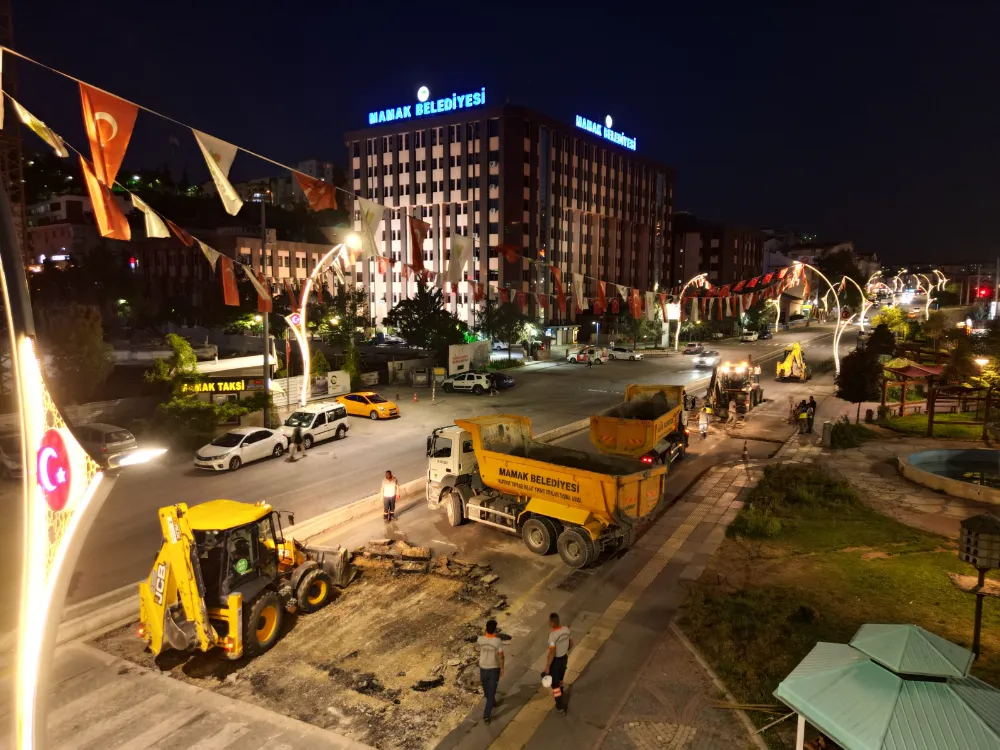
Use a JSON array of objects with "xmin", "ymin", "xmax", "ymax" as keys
[{"xmin": 260, "ymin": 198, "xmax": 271, "ymax": 428}]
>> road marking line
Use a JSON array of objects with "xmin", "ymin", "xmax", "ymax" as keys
[{"xmin": 489, "ymin": 471, "xmax": 735, "ymax": 748}]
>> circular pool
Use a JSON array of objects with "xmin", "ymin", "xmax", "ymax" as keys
[{"xmin": 899, "ymin": 450, "xmax": 1000, "ymax": 505}]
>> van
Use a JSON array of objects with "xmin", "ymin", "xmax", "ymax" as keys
[{"xmin": 281, "ymin": 402, "xmax": 350, "ymax": 449}]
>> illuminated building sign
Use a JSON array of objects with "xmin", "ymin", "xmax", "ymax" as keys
[
  {"xmin": 368, "ymin": 86, "xmax": 487, "ymax": 125},
  {"xmin": 181, "ymin": 378, "xmax": 255, "ymax": 395},
  {"xmin": 575, "ymin": 114, "xmax": 637, "ymax": 151}
]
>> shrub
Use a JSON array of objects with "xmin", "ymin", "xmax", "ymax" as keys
[
  {"xmin": 727, "ymin": 506, "xmax": 782, "ymax": 538},
  {"xmin": 743, "ymin": 464, "xmax": 860, "ymax": 515},
  {"xmin": 488, "ymin": 358, "xmax": 524, "ymax": 371},
  {"xmin": 830, "ymin": 420, "xmax": 876, "ymax": 449}
]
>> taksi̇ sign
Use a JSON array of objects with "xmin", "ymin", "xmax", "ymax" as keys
[
  {"xmin": 180, "ymin": 379, "xmax": 248, "ymax": 395},
  {"xmin": 575, "ymin": 115, "xmax": 637, "ymax": 151},
  {"xmin": 369, "ymin": 86, "xmax": 487, "ymax": 125}
]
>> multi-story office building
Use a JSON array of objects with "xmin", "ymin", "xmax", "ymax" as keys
[
  {"xmin": 671, "ymin": 213, "xmax": 764, "ymax": 286},
  {"xmin": 344, "ymin": 86, "xmax": 674, "ymax": 328}
]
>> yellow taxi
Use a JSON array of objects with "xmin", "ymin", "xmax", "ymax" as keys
[{"xmin": 335, "ymin": 391, "xmax": 400, "ymax": 420}]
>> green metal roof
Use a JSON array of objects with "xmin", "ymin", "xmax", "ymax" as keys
[
  {"xmin": 850, "ymin": 624, "xmax": 974, "ymax": 678},
  {"xmin": 775, "ymin": 640, "xmax": 1000, "ymax": 750}
]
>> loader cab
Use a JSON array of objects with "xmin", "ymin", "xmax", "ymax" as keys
[
  {"xmin": 427, "ymin": 426, "xmax": 477, "ymax": 483},
  {"xmin": 187, "ymin": 502, "xmax": 282, "ymax": 608}
]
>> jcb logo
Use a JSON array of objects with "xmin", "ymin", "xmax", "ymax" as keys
[{"xmin": 152, "ymin": 563, "xmax": 167, "ymax": 605}]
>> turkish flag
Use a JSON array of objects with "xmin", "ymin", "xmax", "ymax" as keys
[
  {"xmin": 630, "ymin": 288, "xmax": 642, "ymax": 319},
  {"xmin": 165, "ymin": 219, "xmax": 194, "ymax": 247},
  {"xmin": 79, "ymin": 157, "xmax": 130, "ymax": 240},
  {"xmin": 293, "ymin": 172, "xmax": 337, "ymax": 211},
  {"xmin": 517, "ymin": 291, "xmax": 527, "ymax": 312},
  {"xmin": 255, "ymin": 271, "xmax": 272, "ymax": 313},
  {"xmin": 496, "ymin": 244, "xmax": 520, "ymax": 263},
  {"xmin": 551, "ymin": 267, "xmax": 567, "ymax": 314},
  {"xmin": 79, "ymin": 83, "xmax": 138, "ymax": 186},
  {"xmin": 732, "ymin": 280, "xmax": 746, "ymax": 293},
  {"xmin": 596, "ymin": 280, "xmax": 607, "ymax": 315},
  {"xmin": 376, "ymin": 256, "xmax": 390, "ymax": 274},
  {"xmin": 284, "ymin": 279, "xmax": 298, "ymax": 312},
  {"xmin": 220, "ymin": 257, "xmax": 240, "ymax": 307},
  {"xmin": 408, "ymin": 217, "xmax": 430, "ymax": 272},
  {"xmin": 499, "ymin": 288, "xmax": 509, "ymax": 304},
  {"xmin": 610, "ymin": 297, "xmax": 619, "ymax": 314},
  {"xmin": 536, "ymin": 292, "xmax": 548, "ymax": 309}
]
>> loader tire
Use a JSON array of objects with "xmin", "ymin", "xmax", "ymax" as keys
[
  {"xmin": 244, "ymin": 591, "xmax": 283, "ymax": 658},
  {"xmin": 445, "ymin": 492, "xmax": 465, "ymax": 527},
  {"xmin": 522, "ymin": 518, "xmax": 554, "ymax": 555},
  {"xmin": 296, "ymin": 568, "xmax": 334, "ymax": 614},
  {"xmin": 557, "ymin": 527, "xmax": 596, "ymax": 569}
]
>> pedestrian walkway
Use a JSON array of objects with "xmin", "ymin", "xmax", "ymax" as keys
[
  {"xmin": 449, "ymin": 427, "xmax": 825, "ymax": 750},
  {"xmin": 1, "ymin": 642, "xmax": 370, "ymax": 750}
]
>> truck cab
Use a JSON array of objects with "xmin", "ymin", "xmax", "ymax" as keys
[{"xmin": 427, "ymin": 426, "xmax": 478, "ymax": 504}]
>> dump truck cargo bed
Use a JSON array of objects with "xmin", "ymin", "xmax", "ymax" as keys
[
  {"xmin": 589, "ymin": 384, "xmax": 685, "ymax": 457},
  {"xmin": 456, "ymin": 415, "xmax": 666, "ymax": 522}
]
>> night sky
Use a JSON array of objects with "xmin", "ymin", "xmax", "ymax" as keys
[{"xmin": 14, "ymin": 2, "xmax": 1000, "ymax": 263}]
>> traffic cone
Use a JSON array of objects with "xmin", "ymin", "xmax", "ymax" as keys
[{"xmin": 413, "ymin": 392, "xmax": 418, "ymax": 403}]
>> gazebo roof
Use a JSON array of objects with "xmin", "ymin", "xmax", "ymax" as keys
[
  {"xmin": 774, "ymin": 639, "xmax": 1000, "ymax": 750},
  {"xmin": 850, "ymin": 624, "xmax": 974, "ymax": 678},
  {"xmin": 884, "ymin": 364, "xmax": 944, "ymax": 379}
]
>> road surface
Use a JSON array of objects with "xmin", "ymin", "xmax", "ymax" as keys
[{"xmin": 66, "ymin": 323, "xmax": 856, "ymax": 604}]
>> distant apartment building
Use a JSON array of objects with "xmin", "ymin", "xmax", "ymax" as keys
[
  {"xmin": 26, "ymin": 194, "xmax": 102, "ymax": 264},
  {"xmin": 199, "ymin": 159, "xmax": 338, "ymax": 210},
  {"xmin": 344, "ymin": 86, "xmax": 674, "ymax": 328},
  {"xmin": 670, "ymin": 213, "xmax": 764, "ymax": 286}
]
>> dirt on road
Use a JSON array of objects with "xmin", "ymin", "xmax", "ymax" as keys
[{"xmin": 95, "ymin": 543, "xmax": 507, "ymax": 750}]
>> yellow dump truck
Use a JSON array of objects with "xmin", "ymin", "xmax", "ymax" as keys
[
  {"xmin": 426, "ymin": 415, "xmax": 667, "ymax": 568},
  {"xmin": 589, "ymin": 385, "xmax": 688, "ymax": 466}
]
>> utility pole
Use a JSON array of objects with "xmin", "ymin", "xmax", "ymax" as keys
[{"xmin": 260, "ymin": 199, "xmax": 271, "ymax": 428}]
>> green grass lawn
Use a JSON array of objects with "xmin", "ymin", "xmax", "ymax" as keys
[
  {"xmin": 679, "ymin": 465, "xmax": 1000, "ymax": 748},
  {"xmin": 882, "ymin": 410, "xmax": 984, "ymax": 439}
]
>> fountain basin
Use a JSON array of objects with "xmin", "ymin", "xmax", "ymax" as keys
[{"xmin": 899, "ymin": 450, "xmax": 1000, "ymax": 505}]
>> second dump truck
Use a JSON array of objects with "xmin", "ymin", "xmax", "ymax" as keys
[
  {"xmin": 589, "ymin": 384, "xmax": 688, "ymax": 465},
  {"xmin": 426, "ymin": 415, "xmax": 667, "ymax": 568}
]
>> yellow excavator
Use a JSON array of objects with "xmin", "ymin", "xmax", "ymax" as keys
[
  {"xmin": 775, "ymin": 343, "xmax": 809, "ymax": 382},
  {"xmin": 138, "ymin": 499, "xmax": 352, "ymax": 660}
]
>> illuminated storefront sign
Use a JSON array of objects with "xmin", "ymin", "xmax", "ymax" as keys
[
  {"xmin": 180, "ymin": 378, "xmax": 254, "ymax": 395},
  {"xmin": 368, "ymin": 86, "xmax": 487, "ymax": 125},
  {"xmin": 575, "ymin": 114, "xmax": 637, "ymax": 151}
]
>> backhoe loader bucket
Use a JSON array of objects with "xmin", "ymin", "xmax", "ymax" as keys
[{"xmin": 305, "ymin": 545, "xmax": 356, "ymax": 588}]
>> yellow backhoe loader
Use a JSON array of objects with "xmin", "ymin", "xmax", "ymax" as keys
[
  {"xmin": 138, "ymin": 499, "xmax": 352, "ymax": 660},
  {"xmin": 775, "ymin": 343, "xmax": 809, "ymax": 382}
]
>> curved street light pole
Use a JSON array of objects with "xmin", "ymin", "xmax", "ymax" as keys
[
  {"xmin": 292, "ymin": 242, "xmax": 350, "ymax": 406},
  {"xmin": 915, "ymin": 273, "xmax": 935, "ymax": 321},
  {"xmin": 673, "ymin": 272, "xmax": 708, "ymax": 351},
  {"xmin": 841, "ymin": 275, "xmax": 873, "ymax": 330},
  {"xmin": 793, "ymin": 261, "xmax": 843, "ymax": 374}
]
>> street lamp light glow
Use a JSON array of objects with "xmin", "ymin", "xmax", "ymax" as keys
[
  {"xmin": 793, "ymin": 261, "xmax": 844, "ymax": 374},
  {"xmin": 346, "ymin": 233, "xmax": 361, "ymax": 250},
  {"xmin": 975, "ymin": 358, "xmax": 989, "ymax": 367},
  {"xmin": 674, "ymin": 272, "xmax": 708, "ymax": 351}
]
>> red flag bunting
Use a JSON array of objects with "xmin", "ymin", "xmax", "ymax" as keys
[
  {"xmin": 79, "ymin": 83, "xmax": 138, "ymax": 187},
  {"xmin": 293, "ymin": 172, "xmax": 338, "ymax": 212},
  {"xmin": 596, "ymin": 280, "xmax": 607, "ymax": 315},
  {"xmin": 629, "ymin": 288, "xmax": 642, "ymax": 319},
  {"xmin": 408, "ymin": 217, "xmax": 430, "ymax": 272},
  {"xmin": 761, "ymin": 272, "xmax": 775, "ymax": 285},
  {"xmin": 536, "ymin": 292, "xmax": 548, "ymax": 309},
  {"xmin": 499, "ymin": 288, "xmax": 509, "ymax": 304},
  {"xmin": 79, "ymin": 157, "xmax": 131, "ymax": 240},
  {"xmin": 376, "ymin": 256, "xmax": 390, "ymax": 274},
  {"xmin": 255, "ymin": 271, "xmax": 272, "ymax": 313},
  {"xmin": 732, "ymin": 280, "xmax": 746, "ymax": 293},
  {"xmin": 496, "ymin": 244, "xmax": 520, "ymax": 263},
  {"xmin": 165, "ymin": 219, "xmax": 194, "ymax": 247},
  {"xmin": 550, "ymin": 267, "xmax": 567, "ymax": 314},
  {"xmin": 517, "ymin": 291, "xmax": 527, "ymax": 312},
  {"xmin": 284, "ymin": 279, "xmax": 298, "ymax": 312},
  {"xmin": 610, "ymin": 297, "xmax": 619, "ymax": 314},
  {"xmin": 473, "ymin": 281, "xmax": 485, "ymax": 302},
  {"xmin": 777, "ymin": 267, "xmax": 789, "ymax": 279},
  {"xmin": 746, "ymin": 276, "xmax": 759, "ymax": 289},
  {"xmin": 220, "ymin": 257, "xmax": 240, "ymax": 307}
]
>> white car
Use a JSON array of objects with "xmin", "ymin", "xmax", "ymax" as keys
[
  {"xmin": 194, "ymin": 427, "xmax": 288, "ymax": 472},
  {"xmin": 281, "ymin": 402, "xmax": 350, "ymax": 449},
  {"xmin": 567, "ymin": 347, "xmax": 607, "ymax": 364},
  {"xmin": 740, "ymin": 331, "xmax": 759, "ymax": 342},
  {"xmin": 442, "ymin": 371, "xmax": 492, "ymax": 395},
  {"xmin": 491, "ymin": 341, "xmax": 509, "ymax": 351},
  {"xmin": 609, "ymin": 347, "xmax": 643, "ymax": 361},
  {"xmin": 693, "ymin": 350, "xmax": 721, "ymax": 368}
]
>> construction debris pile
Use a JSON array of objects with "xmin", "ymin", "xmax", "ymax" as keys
[{"xmin": 95, "ymin": 538, "xmax": 509, "ymax": 750}]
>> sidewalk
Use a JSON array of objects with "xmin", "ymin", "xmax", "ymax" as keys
[
  {"xmin": 3, "ymin": 642, "xmax": 371, "ymax": 750},
  {"xmin": 445, "ymin": 415, "xmax": 828, "ymax": 749}
]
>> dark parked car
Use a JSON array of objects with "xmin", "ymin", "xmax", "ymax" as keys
[
  {"xmin": 759, "ymin": 329, "xmax": 773, "ymax": 340},
  {"xmin": 487, "ymin": 372, "xmax": 516, "ymax": 390}
]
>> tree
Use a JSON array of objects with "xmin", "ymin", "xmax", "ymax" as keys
[
  {"xmin": 144, "ymin": 333, "xmax": 198, "ymax": 388},
  {"xmin": 39, "ymin": 304, "xmax": 112, "ymax": 403},
  {"xmin": 870, "ymin": 306, "xmax": 909, "ymax": 339},
  {"xmin": 475, "ymin": 302, "xmax": 530, "ymax": 359},
  {"xmin": 311, "ymin": 349, "xmax": 330, "ymax": 376},
  {"xmin": 382, "ymin": 281, "xmax": 468, "ymax": 362},
  {"xmin": 835, "ymin": 350, "xmax": 882, "ymax": 423},
  {"xmin": 866, "ymin": 323, "xmax": 896, "ymax": 358},
  {"xmin": 922, "ymin": 310, "xmax": 948, "ymax": 350},
  {"xmin": 320, "ymin": 288, "xmax": 369, "ymax": 348}
]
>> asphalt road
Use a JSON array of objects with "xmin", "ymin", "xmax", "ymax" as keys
[{"xmin": 67, "ymin": 322, "xmax": 856, "ymax": 605}]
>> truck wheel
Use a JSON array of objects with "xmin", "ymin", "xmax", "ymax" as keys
[
  {"xmin": 539, "ymin": 517, "xmax": 561, "ymax": 551},
  {"xmin": 618, "ymin": 524, "xmax": 637, "ymax": 551},
  {"xmin": 557, "ymin": 527, "xmax": 596, "ymax": 569},
  {"xmin": 244, "ymin": 591, "xmax": 283, "ymax": 658},
  {"xmin": 521, "ymin": 518, "xmax": 554, "ymax": 555},
  {"xmin": 445, "ymin": 493, "xmax": 465, "ymax": 526},
  {"xmin": 296, "ymin": 568, "xmax": 334, "ymax": 614}
]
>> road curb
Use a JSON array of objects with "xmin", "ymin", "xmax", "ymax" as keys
[{"xmin": 14, "ymin": 417, "xmax": 594, "ymax": 646}]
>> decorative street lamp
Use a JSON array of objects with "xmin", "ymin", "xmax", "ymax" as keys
[
  {"xmin": 840, "ymin": 275, "xmax": 874, "ymax": 330},
  {"xmin": 673, "ymin": 272, "xmax": 708, "ymax": 351},
  {"xmin": 0, "ymin": 189, "xmax": 164, "ymax": 749},
  {"xmin": 792, "ymin": 261, "xmax": 843, "ymax": 374}
]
